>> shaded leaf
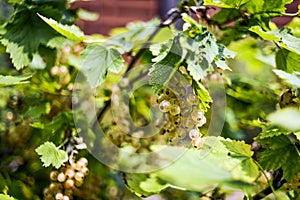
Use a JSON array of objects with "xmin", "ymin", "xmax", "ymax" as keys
[
  {"xmin": 0, "ymin": 194, "xmax": 17, "ymax": 200},
  {"xmin": 149, "ymin": 34, "xmax": 183, "ymax": 92},
  {"xmin": 0, "ymin": 39, "xmax": 30, "ymax": 70},
  {"xmin": 80, "ymin": 44, "xmax": 124, "ymax": 88}
]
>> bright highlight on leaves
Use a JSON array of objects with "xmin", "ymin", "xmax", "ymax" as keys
[
  {"xmin": 0, "ymin": 73, "xmax": 33, "ymax": 87},
  {"xmin": 273, "ymin": 69, "xmax": 300, "ymax": 88},
  {"xmin": 0, "ymin": 194, "xmax": 16, "ymax": 200},
  {"xmin": 38, "ymin": 14, "xmax": 87, "ymax": 41},
  {"xmin": 267, "ymin": 107, "xmax": 300, "ymax": 131},
  {"xmin": 35, "ymin": 142, "xmax": 68, "ymax": 169},
  {"xmin": 80, "ymin": 44, "xmax": 124, "ymax": 88}
]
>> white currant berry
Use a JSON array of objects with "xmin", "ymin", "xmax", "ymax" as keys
[
  {"xmin": 55, "ymin": 193, "xmax": 64, "ymax": 200},
  {"xmin": 159, "ymin": 100, "xmax": 171, "ymax": 112},
  {"xmin": 63, "ymin": 196, "xmax": 70, "ymax": 200},
  {"xmin": 57, "ymin": 173, "xmax": 66, "ymax": 182},
  {"xmin": 187, "ymin": 93, "xmax": 198, "ymax": 105},
  {"xmin": 75, "ymin": 172, "xmax": 85, "ymax": 181},
  {"xmin": 50, "ymin": 171, "xmax": 59, "ymax": 181},
  {"xmin": 191, "ymin": 110, "xmax": 204, "ymax": 122},
  {"xmin": 178, "ymin": 127, "xmax": 187, "ymax": 138},
  {"xmin": 182, "ymin": 118, "xmax": 195, "ymax": 129},
  {"xmin": 170, "ymin": 105, "xmax": 181, "ymax": 116},
  {"xmin": 192, "ymin": 137, "xmax": 203, "ymax": 149},
  {"xmin": 65, "ymin": 179, "xmax": 74, "ymax": 189},
  {"xmin": 81, "ymin": 167, "xmax": 89, "ymax": 175},
  {"xmin": 65, "ymin": 168, "xmax": 75, "ymax": 179},
  {"xmin": 196, "ymin": 116, "xmax": 206, "ymax": 127},
  {"xmin": 189, "ymin": 128, "xmax": 200, "ymax": 139}
]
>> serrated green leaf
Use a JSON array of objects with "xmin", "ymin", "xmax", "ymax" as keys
[
  {"xmin": 0, "ymin": 194, "xmax": 16, "ymax": 200},
  {"xmin": 250, "ymin": 27, "xmax": 300, "ymax": 55},
  {"xmin": 80, "ymin": 44, "xmax": 124, "ymax": 88},
  {"xmin": 255, "ymin": 128, "xmax": 290, "ymax": 140},
  {"xmin": 0, "ymin": 73, "xmax": 33, "ymax": 87},
  {"xmin": 38, "ymin": 14, "xmax": 87, "ymax": 41},
  {"xmin": 267, "ymin": 107, "xmax": 300, "ymax": 131},
  {"xmin": 35, "ymin": 141, "xmax": 68, "ymax": 169},
  {"xmin": 273, "ymin": 69, "xmax": 300, "ymax": 87},
  {"xmin": 255, "ymin": 135, "xmax": 300, "ymax": 181},
  {"xmin": 193, "ymin": 81, "xmax": 212, "ymax": 112},
  {"xmin": 204, "ymin": 0, "xmax": 249, "ymax": 8},
  {"xmin": 0, "ymin": 39, "xmax": 30, "ymax": 70},
  {"xmin": 149, "ymin": 34, "xmax": 183, "ymax": 92}
]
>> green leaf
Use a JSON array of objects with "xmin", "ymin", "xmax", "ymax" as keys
[
  {"xmin": 0, "ymin": 39, "xmax": 30, "ymax": 70},
  {"xmin": 203, "ymin": 0, "xmax": 249, "ymax": 8},
  {"xmin": 124, "ymin": 174, "xmax": 171, "ymax": 197},
  {"xmin": 221, "ymin": 139, "xmax": 259, "ymax": 182},
  {"xmin": 0, "ymin": 194, "xmax": 17, "ymax": 200},
  {"xmin": 149, "ymin": 34, "xmax": 183, "ymax": 92},
  {"xmin": 250, "ymin": 27, "xmax": 300, "ymax": 55},
  {"xmin": 275, "ymin": 49, "xmax": 300, "ymax": 73},
  {"xmin": 193, "ymin": 81, "xmax": 213, "ymax": 112},
  {"xmin": 185, "ymin": 31, "xmax": 218, "ymax": 80},
  {"xmin": 255, "ymin": 128, "xmax": 290, "ymax": 140},
  {"xmin": 0, "ymin": 73, "xmax": 33, "ymax": 87},
  {"xmin": 150, "ymin": 137, "xmax": 258, "ymax": 192},
  {"xmin": 38, "ymin": 14, "xmax": 87, "ymax": 41},
  {"xmin": 29, "ymin": 53, "xmax": 46, "ymax": 69},
  {"xmin": 80, "ymin": 44, "xmax": 124, "ymax": 88},
  {"xmin": 267, "ymin": 107, "xmax": 300, "ymax": 131},
  {"xmin": 273, "ymin": 69, "xmax": 300, "ymax": 87},
  {"xmin": 35, "ymin": 141, "xmax": 68, "ymax": 169},
  {"xmin": 77, "ymin": 9, "xmax": 99, "ymax": 21},
  {"xmin": 255, "ymin": 135, "xmax": 300, "ymax": 181},
  {"xmin": 3, "ymin": 5, "xmax": 62, "ymax": 56}
]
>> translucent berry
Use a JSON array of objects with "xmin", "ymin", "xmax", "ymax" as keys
[
  {"xmin": 75, "ymin": 172, "xmax": 84, "ymax": 181},
  {"xmin": 196, "ymin": 116, "xmax": 206, "ymax": 127},
  {"xmin": 65, "ymin": 179, "xmax": 74, "ymax": 189},
  {"xmin": 63, "ymin": 196, "xmax": 70, "ymax": 200},
  {"xmin": 81, "ymin": 167, "xmax": 89, "ymax": 175},
  {"xmin": 192, "ymin": 137, "xmax": 203, "ymax": 149},
  {"xmin": 55, "ymin": 193, "xmax": 64, "ymax": 200},
  {"xmin": 159, "ymin": 100, "xmax": 171, "ymax": 112},
  {"xmin": 170, "ymin": 105, "xmax": 181, "ymax": 116},
  {"xmin": 178, "ymin": 127, "xmax": 187, "ymax": 139},
  {"xmin": 189, "ymin": 128, "xmax": 200, "ymax": 139},
  {"xmin": 191, "ymin": 110, "xmax": 204, "ymax": 122},
  {"xmin": 187, "ymin": 93, "xmax": 198, "ymax": 105},
  {"xmin": 57, "ymin": 173, "xmax": 66, "ymax": 182},
  {"xmin": 65, "ymin": 168, "xmax": 75, "ymax": 179},
  {"xmin": 182, "ymin": 118, "xmax": 195, "ymax": 129},
  {"xmin": 50, "ymin": 171, "xmax": 59, "ymax": 181}
]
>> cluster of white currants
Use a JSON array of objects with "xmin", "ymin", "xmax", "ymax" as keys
[
  {"xmin": 156, "ymin": 85, "xmax": 206, "ymax": 148},
  {"xmin": 44, "ymin": 157, "xmax": 89, "ymax": 200}
]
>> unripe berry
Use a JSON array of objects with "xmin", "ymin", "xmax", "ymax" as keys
[{"xmin": 50, "ymin": 171, "xmax": 59, "ymax": 181}]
